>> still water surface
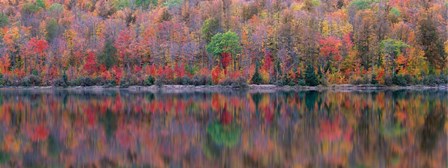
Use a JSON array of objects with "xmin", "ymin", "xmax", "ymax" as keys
[{"xmin": 0, "ymin": 89, "xmax": 446, "ymax": 167}]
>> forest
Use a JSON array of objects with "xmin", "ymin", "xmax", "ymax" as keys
[{"xmin": 0, "ymin": 0, "xmax": 448, "ymax": 87}]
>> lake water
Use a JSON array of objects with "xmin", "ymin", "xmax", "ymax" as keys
[{"xmin": 0, "ymin": 89, "xmax": 446, "ymax": 167}]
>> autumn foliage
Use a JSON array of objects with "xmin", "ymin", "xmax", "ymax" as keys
[{"xmin": 0, "ymin": 0, "xmax": 446, "ymax": 86}]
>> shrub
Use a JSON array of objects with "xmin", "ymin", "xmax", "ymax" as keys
[
  {"xmin": 191, "ymin": 75, "xmax": 212, "ymax": 85},
  {"xmin": 82, "ymin": 77, "xmax": 96, "ymax": 86},
  {"xmin": 119, "ymin": 82, "xmax": 131, "ymax": 88},
  {"xmin": 175, "ymin": 76, "xmax": 192, "ymax": 85},
  {"xmin": 221, "ymin": 77, "xmax": 248, "ymax": 88},
  {"xmin": 352, "ymin": 75, "xmax": 379, "ymax": 85},
  {"xmin": 438, "ymin": 74, "xmax": 448, "ymax": 84},
  {"xmin": 0, "ymin": 74, "xmax": 4, "ymax": 86},
  {"xmin": 392, "ymin": 75, "xmax": 408, "ymax": 86},
  {"xmin": 119, "ymin": 79, "xmax": 131, "ymax": 88},
  {"xmin": 275, "ymin": 75, "xmax": 297, "ymax": 86},
  {"xmin": 120, "ymin": 75, "xmax": 140, "ymax": 88},
  {"xmin": 52, "ymin": 78, "xmax": 67, "ymax": 87},
  {"xmin": 391, "ymin": 74, "xmax": 414, "ymax": 86},
  {"xmin": 286, "ymin": 74, "xmax": 297, "ymax": 86},
  {"xmin": 383, "ymin": 75, "xmax": 393, "ymax": 86},
  {"xmin": 274, "ymin": 78, "xmax": 285, "ymax": 86},
  {"xmin": 382, "ymin": 74, "xmax": 416, "ymax": 86},
  {"xmin": 421, "ymin": 75, "xmax": 447, "ymax": 86},
  {"xmin": 421, "ymin": 75, "xmax": 437, "ymax": 86},
  {"xmin": 68, "ymin": 79, "xmax": 79, "ymax": 86},
  {"xmin": 235, "ymin": 77, "xmax": 249, "ymax": 88},
  {"xmin": 1, "ymin": 75, "xmax": 16, "ymax": 86},
  {"xmin": 297, "ymin": 79, "xmax": 306, "ymax": 86},
  {"xmin": 68, "ymin": 77, "xmax": 113, "ymax": 86},
  {"xmin": 22, "ymin": 75, "xmax": 41, "ymax": 86},
  {"xmin": 52, "ymin": 72, "xmax": 69, "ymax": 87},
  {"xmin": 403, "ymin": 74, "xmax": 414, "ymax": 84},
  {"xmin": 350, "ymin": 78, "xmax": 362, "ymax": 85},
  {"xmin": 155, "ymin": 76, "xmax": 169, "ymax": 86},
  {"xmin": 102, "ymin": 79, "xmax": 117, "ymax": 87}
]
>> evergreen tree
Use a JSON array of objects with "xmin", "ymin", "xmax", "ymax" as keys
[
  {"xmin": 305, "ymin": 64, "xmax": 319, "ymax": 86},
  {"xmin": 62, "ymin": 71, "xmax": 67, "ymax": 84},
  {"xmin": 251, "ymin": 62, "xmax": 262, "ymax": 84},
  {"xmin": 273, "ymin": 59, "xmax": 282, "ymax": 82},
  {"xmin": 98, "ymin": 40, "xmax": 118, "ymax": 69}
]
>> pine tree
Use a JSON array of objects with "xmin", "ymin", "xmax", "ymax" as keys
[
  {"xmin": 251, "ymin": 62, "xmax": 262, "ymax": 84},
  {"xmin": 98, "ymin": 40, "xmax": 118, "ymax": 69},
  {"xmin": 305, "ymin": 63, "xmax": 319, "ymax": 86},
  {"xmin": 274, "ymin": 59, "xmax": 282, "ymax": 83}
]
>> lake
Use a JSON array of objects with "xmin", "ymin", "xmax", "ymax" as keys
[{"xmin": 0, "ymin": 89, "xmax": 446, "ymax": 167}]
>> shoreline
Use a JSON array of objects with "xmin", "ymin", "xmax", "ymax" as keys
[{"xmin": 0, "ymin": 84, "xmax": 447, "ymax": 93}]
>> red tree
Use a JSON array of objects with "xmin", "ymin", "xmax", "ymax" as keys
[
  {"xmin": 221, "ymin": 52, "xmax": 231, "ymax": 74},
  {"xmin": 115, "ymin": 29, "xmax": 135, "ymax": 71},
  {"xmin": 83, "ymin": 51, "xmax": 98, "ymax": 75},
  {"xmin": 318, "ymin": 36, "xmax": 343, "ymax": 72}
]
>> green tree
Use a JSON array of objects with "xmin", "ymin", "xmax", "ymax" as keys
[
  {"xmin": 380, "ymin": 38, "xmax": 408, "ymax": 75},
  {"xmin": 113, "ymin": 0, "xmax": 130, "ymax": 10},
  {"xmin": 201, "ymin": 18, "xmax": 221, "ymax": 43},
  {"xmin": 36, "ymin": 0, "xmax": 45, "ymax": 9},
  {"xmin": 46, "ymin": 19, "xmax": 59, "ymax": 42},
  {"xmin": 136, "ymin": 0, "xmax": 157, "ymax": 9},
  {"xmin": 251, "ymin": 62, "xmax": 262, "ymax": 84},
  {"xmin": 305, "ymin": 63, "xmax": 319, "ymax": 86},
  {"xmin": 206, "ymin": 31, "xmax": 242, "ymax": 70},
  {"xmin": 0, "ymin": 14, "xmax": 7, "ymax": 28},
  {"xmin": 49, "ymin": 3, "xmax": 63, "ymax": 13},
  {"xmin": 349, "ymin": 0, "xmax": 373, "ymax": 10},
  {"xmin": 22, "ymin": 3, "xmax": 41, "ymax": 15},
  {"xmin": 98, "ymin": 40, "xmax": 118, "ymax": 69},
  {"xmin": 273, "ymin": 59, "xmax": 282, "ymax": 82},
  {"xmin": 163, "ymin": 0, "xmax": 182, "ymax": 8}
]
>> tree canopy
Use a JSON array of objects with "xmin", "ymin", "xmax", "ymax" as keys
[
  {"xmin": 0, "ymin": 0, "xmax": 446, "ymax": 86},
  {"xmin": 206, "ymin": 31, "xmax": 242, "ymax": 58}
]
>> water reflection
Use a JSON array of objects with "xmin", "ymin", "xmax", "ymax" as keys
[{"xmin": 0, "ymin": 90, "xmax": 446, "ymax": 167}]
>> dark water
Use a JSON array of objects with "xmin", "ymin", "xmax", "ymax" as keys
[{"xmin": 0, "ymin": 90, "xmax": 446, "ymax": 167}]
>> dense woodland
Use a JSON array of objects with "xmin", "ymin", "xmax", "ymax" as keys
[{"xmin": 0, "ymin": 0, "xmax": 448, "ymax": 86}]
